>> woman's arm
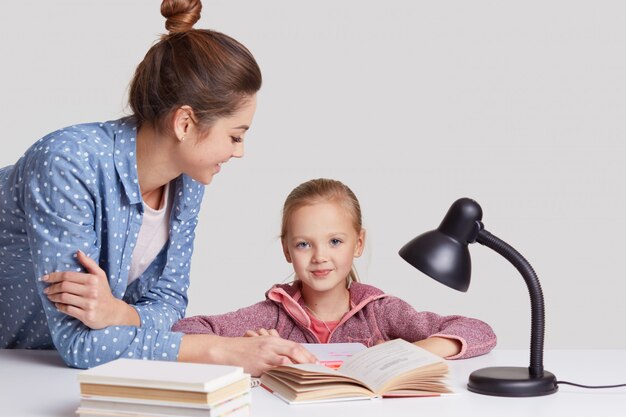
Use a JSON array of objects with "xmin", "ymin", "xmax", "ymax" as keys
[
  {"xmin": 44, "ymin": 176, "xmax": 202, "ymax": 333},
  {"xmin": 23, "ymin": 142, "xmax": 181, "ymax": 368},
  {"xmin": 178, "ymin": 333, "xmax": 317, "ymax": 377},
  {"xmin": 172, "ymin": 299, "xmax": 318, "ymax": 375},
  {"xmin": 43, "ymin": 250, "xmax": 140, "ymax": 329},
  {"xmin": 171, "ymin": 300, "xmax": 282, "ymax": 336}
]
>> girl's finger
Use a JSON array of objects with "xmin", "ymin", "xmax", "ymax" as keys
[
  {"xmin": 268, "ymin": 329, "xmax": 280, "ymax": 337},
  {"xmin": 257, "ymin": 328, "xmax": 270, "ymax": 336},
  {"xmin": 244, "ymin": 330, "xmax": 260, "ymax": 337}
]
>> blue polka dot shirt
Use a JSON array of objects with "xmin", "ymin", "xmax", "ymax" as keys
[{"xmin": 0, "ymin": 118, "xmax": 204, "ymax": 368}]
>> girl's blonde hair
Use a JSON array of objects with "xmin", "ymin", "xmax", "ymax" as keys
[{"xmin": 281, "ymin": 178, "xmax": 363, "ymax": 284}]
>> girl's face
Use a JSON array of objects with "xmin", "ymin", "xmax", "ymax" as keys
[
  {"xmin": 178, "ymin": 95, "xmax": 257, "ymax": 185},
  {"xmin": 282, "ymin": 201, "xmax": 365, "ymax": 296}
]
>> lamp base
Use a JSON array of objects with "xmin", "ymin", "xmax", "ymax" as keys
[{"xmin": 468, "ymin": 366, "xmax": 558, "ymax": 397}]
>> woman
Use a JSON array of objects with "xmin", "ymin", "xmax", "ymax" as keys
[{"xmin": 0, "ymin": 0, "xmax": 314, "ymax": 375}]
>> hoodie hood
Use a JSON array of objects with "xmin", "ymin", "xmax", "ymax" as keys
[{"xmin": 265, "ymin": 282, "xmax": 389, "ymax": 330}]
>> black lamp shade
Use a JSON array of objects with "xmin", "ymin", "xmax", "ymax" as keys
[
  {"xmin": 399, "ymin": 231, "xmax": 471, "ymax": 292},
  {"xmin": 399, "ymin": 198, "xmax": 483, "ymax": 292}
]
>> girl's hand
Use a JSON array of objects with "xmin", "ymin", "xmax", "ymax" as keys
[
  {"xmin": 42, "ymin": 250, "xmax": 139, "ymax": 329},
  {"xmin": 244, "ymin": 328, "xmax": 281, "ymax": 337},
  {"xmin": 414, "ymin": 336, "xmax": 462, "ymax": 358},
  {"xmin": 179, "ymin": 334, "xmax": 318, "ymax": 377}
]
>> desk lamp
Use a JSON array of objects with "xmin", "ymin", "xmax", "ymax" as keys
[{"xmin": 398, "ymin": 198, "xmax": 558, "ymax": 397}]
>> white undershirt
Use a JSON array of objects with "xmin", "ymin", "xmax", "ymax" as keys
[{"xmin": 128, "ymin": 182, "xmax": 173, "ymax": 285}]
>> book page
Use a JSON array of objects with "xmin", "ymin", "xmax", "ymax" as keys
[
  {"xmin": 268, "ymin": 362, "xmax": 364, "ymax": 382},
  {"xmin": 301, "ymin": 343, "xmax": 367, "ymax": 369},
  {"xmin": 339, "ymin": 339, "xmax": 445, "ymax": 393}
]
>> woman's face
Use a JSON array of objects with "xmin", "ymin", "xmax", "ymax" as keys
[{"xmin": 180, "ymin": 95, "xmax": 257, "ymax": 185}]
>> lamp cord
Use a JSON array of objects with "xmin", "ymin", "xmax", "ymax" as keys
[{"xmin": 556, "ymin": 380, "xmax": 626, "ymax": 389}]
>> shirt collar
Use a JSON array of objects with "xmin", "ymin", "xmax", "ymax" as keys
[
  {"xmin": 112, "ymin": 117, "xmax": 204, "ymax": 218},
  {"xmin": 172, "ymin": 174, "xmax": 204, "ymax": 221},
  {"xmin": 112, "ymin": 117, "xmax": 142, "ymax": 205}
]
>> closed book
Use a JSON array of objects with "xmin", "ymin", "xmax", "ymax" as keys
[
  {"xmin": 78, "ymin": 359, "xmax": 250, "ymax": 405},
  {"xmin": 76, "ymin": 403, "xmax": 250, "ymax": 417},
  {"xmin": 76, "ymin": 392, "xmax": 251, "ymax": 417},
  {"xmin": 78, "ymin": 359, "xmax": 245, "ymax": 392},
  {"xmin": 80, "ymin": 377, "xmax": 250, "ymax": 405}
]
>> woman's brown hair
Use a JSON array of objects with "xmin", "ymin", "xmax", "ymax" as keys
[{"xmin": 129, "ymin": 0, "xmax": 262, "ymax": 132}]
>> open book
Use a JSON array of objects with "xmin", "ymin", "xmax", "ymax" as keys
[{"xmin": 261, "ymin": 339, "xmax": 451, "ymax": 404}]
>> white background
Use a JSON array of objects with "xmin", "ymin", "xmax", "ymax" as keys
[{"xmin": 1, "ymin": 1, "xmax": 624, "ymax": 349}]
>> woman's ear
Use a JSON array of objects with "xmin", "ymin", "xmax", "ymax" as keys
[
  {"xmin": 282, "ymin": 239, "xmax": 292, "ymax": 263},
  {"xmin": 354, "ymin": 228, "xmax": 366, "ymax": 258},
  {"xmin": 172, "ymin": 106, "xmax": 195, "ymax": 142}
]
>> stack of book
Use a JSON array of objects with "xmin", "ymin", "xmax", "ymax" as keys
[{"xmin": 76, "ymin": 359, "xmax": 251, "ymax": 417}]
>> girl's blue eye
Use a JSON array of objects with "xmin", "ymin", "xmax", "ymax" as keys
[
  {"xmin": 231, "ymin": 136, "xmax": 243, "ymax": 143},
  {"xmin": 330, "ymin": 238, "xmax": 342, "ymax": 246},
  {"xmin": 296, "ymin": 242, "xmax": 310, "ymax": 249}
]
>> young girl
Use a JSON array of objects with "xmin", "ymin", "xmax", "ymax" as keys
[{"xmin": 172, "ymin": 179, "xmax": 496, "ymax": 360}]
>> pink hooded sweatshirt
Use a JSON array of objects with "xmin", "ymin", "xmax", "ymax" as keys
[{"xmin": 172, "ymin": 282, "xmax": 496, "ymax": 359}]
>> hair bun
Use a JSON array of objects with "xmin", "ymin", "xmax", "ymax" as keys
[{"xmin": 161, "ymin": 0, "xmax": 202, "ymax": 34}]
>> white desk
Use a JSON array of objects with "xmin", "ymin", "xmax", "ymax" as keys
[{"xmin": 1, "ymin": 349, "xmax": 625, "ymax": 417}]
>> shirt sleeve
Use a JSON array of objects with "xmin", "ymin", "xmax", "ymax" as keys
[
  {"xmin": 22, "ymin": 145, "xmax": 183, "ymax": 368},
  {"xmin": 172, "ymin": 300, "xmax": 281, "ymax": 337},
  {"xmin": 376, "ymin": 296, "xmax": 497, "ymax": 359}
]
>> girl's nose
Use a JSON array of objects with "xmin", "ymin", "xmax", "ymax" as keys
[{"xmin": 312, "ymin": 248, "xmax": 327, "ymax": 263}]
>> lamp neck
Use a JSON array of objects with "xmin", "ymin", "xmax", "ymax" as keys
[
  {"xmin": 438, "ymin": 198, "xmax": 483, "ymax": 244},
  {"xmin": 476, "ymin": 229, "xmax": 546, "ymax": 377}
]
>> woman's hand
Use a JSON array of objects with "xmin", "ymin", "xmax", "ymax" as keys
[
  {"xmin": 179, "ymin": 334, "xmax": 318, "ymax": 377},
  {"xmin": 42, "ymin": 250, "xmax": 139, "ymax": 329}
]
